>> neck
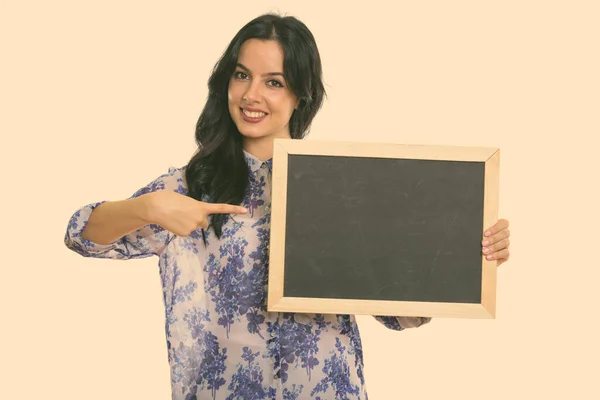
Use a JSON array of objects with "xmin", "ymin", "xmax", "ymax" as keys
[{"xmin": 242, "ymin": 132, "xmax": 291, "ymax": 161}]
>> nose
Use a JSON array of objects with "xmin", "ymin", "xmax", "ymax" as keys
[{"xmin": 243, "ymin": 82, "xmax": 262, "ymax": 104}]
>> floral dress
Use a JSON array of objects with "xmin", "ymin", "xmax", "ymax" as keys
[{"xmin": 64, "ymin": 150, "xmax": 431, "ymax": 400}]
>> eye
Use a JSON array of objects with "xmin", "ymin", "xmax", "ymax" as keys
[
  {"xmin": 268, "ymin": 79, "xmax": 284, "ymax": 88},
  {"xmin": 233, "ymin": 71, "xmax": 248, "ymax": 79}
]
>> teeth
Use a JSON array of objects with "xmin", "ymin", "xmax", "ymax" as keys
[{"xmin": 243, "ymin": 109, "xmax": 266, "ymax": 118}]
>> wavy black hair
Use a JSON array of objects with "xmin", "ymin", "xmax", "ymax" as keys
[{"xmin": 184, "ymin": 13, "xmax": 326, "ymax": 241}]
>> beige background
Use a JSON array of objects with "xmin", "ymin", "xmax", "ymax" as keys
[{"xmin": 2, "ymin": 1, "xmax": 598, "ymax": 399}]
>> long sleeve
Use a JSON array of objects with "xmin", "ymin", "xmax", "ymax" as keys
[
  {"xmin": 64, "ymin": 166, "xmax": 186, "ymax": 260},
  {"xmin": 373, "ymin": 315, "xmax": 432, "ymax": 331}
]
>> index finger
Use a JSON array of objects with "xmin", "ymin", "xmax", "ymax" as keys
[{"xmin": 205, "ymin": 203, "xmax": 248, "ymax": 215}]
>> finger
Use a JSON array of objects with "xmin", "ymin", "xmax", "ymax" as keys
[
  {"xmin": 482, "ymin": 229, "xmax": 510, "ymax": 246},
  {"xmin": 482, "ymin": 238, "xmax": 509, "ymax": 255},
  {"xmin": 484, "ymin": 248, "xmax": 509, "ymax": 261},
  {"xmin": 483, "ymin": 218, "xmax": 509, "ymax": 237},
  {"xmin": 205, "ymin": 203, "xmax": 248, "ymax": 215}
]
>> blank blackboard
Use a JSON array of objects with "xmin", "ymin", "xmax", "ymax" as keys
[{"xmin": 267, "ymin": 139, "xmax": 499, "ymax": 319}]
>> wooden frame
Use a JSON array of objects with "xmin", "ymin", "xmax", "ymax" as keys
[{"xmin": 267, "ymin": 138, "xmax": 500, "ymax": 319}]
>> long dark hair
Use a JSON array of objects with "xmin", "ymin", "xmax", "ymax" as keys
[{"xmin": 185, "ymin": 13, "xmax": 326, "ymax": 240}]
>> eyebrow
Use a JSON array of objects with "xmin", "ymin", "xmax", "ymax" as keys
[{"xmin": 236, "ymin": 63, "xmax": 284, "ymax": 78}]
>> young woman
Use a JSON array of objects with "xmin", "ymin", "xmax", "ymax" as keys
[{"xmin": 64, "ymin": 13, "xmax": 511, "ymax": 400}]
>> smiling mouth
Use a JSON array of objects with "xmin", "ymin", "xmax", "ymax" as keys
[{"xmin": 241, "ymin": 108, "xmax": 267, "ymax": 118}]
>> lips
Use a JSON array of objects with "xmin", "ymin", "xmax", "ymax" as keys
[
  {"xmin": 240, "ymin": 107, "xmax": 268, "ymax": 123},
  {"xmin": 241, "ymin": 108, "xmax": 267, "ymax": 118}
]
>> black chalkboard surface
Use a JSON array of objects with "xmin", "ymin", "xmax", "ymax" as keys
[{"xmin": 267, "ymin": 139, "xmax": 500, "ymax": 319}]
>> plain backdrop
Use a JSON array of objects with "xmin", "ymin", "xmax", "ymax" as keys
[{"xmin": 2, "ymin": 1, "xmax": 598, "ymax": 399}]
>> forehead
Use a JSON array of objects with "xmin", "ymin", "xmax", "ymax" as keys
[{"xmin": 237, "ymin": 39, "xmax": 284, "ymax": 73}]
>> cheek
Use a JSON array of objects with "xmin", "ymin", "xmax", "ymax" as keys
[
  {"xmin": 227, "ymin": 89, "xmax": 242, "ymax": 116},
  {"xmin": 269, "ymin": 95, "xmax": 297, "ymax": 117},
  {"xmin": 228, "ymin": 82, "xmax": 243, "ymax": 103}
]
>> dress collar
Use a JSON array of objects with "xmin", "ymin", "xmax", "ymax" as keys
[{"xmin": 244, "ymin": 150, "xmax": 273, "ymax": 175}]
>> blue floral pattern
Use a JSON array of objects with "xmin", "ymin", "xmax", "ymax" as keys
[{"xmin": 64, "ymin": 151, "xmax": 431, "ymax": 399}]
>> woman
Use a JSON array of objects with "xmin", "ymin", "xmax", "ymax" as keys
[{"xmin": 64, "ymin": 13, "xmax": 511, "ymax": 400}]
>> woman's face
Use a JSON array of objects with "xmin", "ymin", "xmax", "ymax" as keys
[{"xmin": 228, "ymin": 39, "xmax": 299, "ymax": 151}]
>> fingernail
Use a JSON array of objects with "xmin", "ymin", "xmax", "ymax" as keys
[
  {"xmin": 483, "ymin": 248, "xmax": 490, "ymax": 254},
  {"xmin": 482, "ymin": 240, "xmax": 489, "ymax": 246},
  {"xmin": 486, "ymin": 254, "xmax": 493, "ymax": 260},
  {"xmin": 485, "ymin": 231, "xmax": 492, "ymax": 237}
]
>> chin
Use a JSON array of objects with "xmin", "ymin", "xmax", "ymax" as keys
[
  {"xmin": 240, "ymin": 132, "xmax": 274, "ymax": 142},
  {"xmin": 235, "ymin": 121, "xmax": 276, "ymax": 139}
]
